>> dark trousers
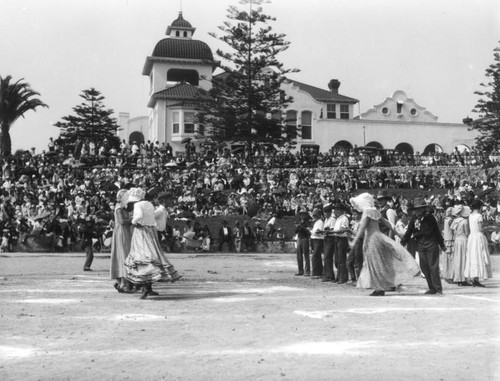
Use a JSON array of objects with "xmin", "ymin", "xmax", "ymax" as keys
[
  {"xmin": 347, "ymin": 238, "xmax": 364, "ymax": 281},
  {"xmin": 219, "ymin": 238, "xmax": 235, "ymax": 252},
  {"xmin": 296, "ymin": 238, "xmax": 310, "ymax": 275},
  {"xmin": 335, "ymin": 237, "xmax": 349, "ymax": 283},
  {"xmin": 311, "ymin": 239, "xmax": 324, "ymax": 276},
  {"xmin": 323, "ymin": 237, "xmax": 336, "ymax": 280},
  {"xmin": 84, "ymin": 245, "xmax": 93, "ymax": 269},
  {"xmin": 418, "ymin": 243, "xmax": 442, "ymax": 292}
]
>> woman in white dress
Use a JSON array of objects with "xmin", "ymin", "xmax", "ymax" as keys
[
  {"xmin": 350, "ymin": 193, "xmax": 420, "ymax": 296},
  {"xmin": 446, "ymin": 205, "xmax": 470, "ymax": 286},
  {"xmin": 125, "ymin": 188, "xmax": 181, "ymax": 299},
  {"xmin": 464, "ymin": 200, "xmax": 492, "ymax": 287}
]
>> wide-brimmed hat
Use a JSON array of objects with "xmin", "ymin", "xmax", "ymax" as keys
[
  {"xmin": 376, "ymin": 190, "xmax": 391, "ymax": 200},
  {"xmin": 452, "ymin": 204, "xmax": 471, "ymax": 218},
  {"xmin": 412, "ymin": 197, "xmax": 427, "ymax": 209},
  {"xmin": 350, "ymin": 193, "xmax": 375, "ymax": 212},
  {"xmin": 127, "ymin": 187, "xmax": 145, "ymax": 203},
  {"xmin": 323, "ymin": 205, "xmax": 333, "ymax": 213}
]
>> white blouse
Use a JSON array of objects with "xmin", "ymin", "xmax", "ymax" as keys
[{"xmin": 132, "ymin": 201, "xmax": 157, "ymax": 227}]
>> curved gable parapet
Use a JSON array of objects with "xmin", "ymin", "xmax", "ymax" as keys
[
  {"xmin": 360, "ymin": 90, "xmax": 438, "ymax": 122},
  {"xmin": 283, "ymin": 81, "xmax": 323, "ymax": 107}
]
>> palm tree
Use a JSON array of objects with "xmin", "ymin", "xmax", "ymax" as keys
[{"xmin": 0, "ymin": 75, "xmax": 48, "ymax": 156}]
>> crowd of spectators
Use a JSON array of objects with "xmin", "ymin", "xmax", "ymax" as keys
[{"xmin": 1, "ymin": 137, "xmax": 499, "ymax": 253}]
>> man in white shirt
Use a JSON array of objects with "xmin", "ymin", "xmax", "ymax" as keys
[
  {"xmin": 322, "ymin": 205, "xmax": 336, "ymax": 282},
  {"xmin": 310, "ymin": 209, "xmax": 325, "ymax": 279},
  {"xmin": 154, "ymin": 193, "xmax": 169, "ymax": 247},
  {"xmin": 332, "ymin": 202, "xmax": 351, "ymax": 284}
]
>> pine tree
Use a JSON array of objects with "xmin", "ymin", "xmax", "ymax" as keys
[
  {"xmin": 472, "ymin": 42, "xmax": 500, "ymax": 153},
  {"xmin": 54, "ymin": 88, "xmax": 120, "ymax": 150},
  {"xmin": 199, "ymin": 3, "xmax": 299, "ymax": 149}
]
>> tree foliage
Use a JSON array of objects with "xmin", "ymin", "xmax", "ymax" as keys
[
  {"xmin": 54, "ymin": 88, "xmax": 120, "ymax": 149},
  {"xmin": 0, "ymin": 75, "xmax": 48, "ymax": 156},
  {"xmin": 472, "ymin": 42, "xmax": 500, "ymax": 153},
  {"xmin": 199, "ymin": 4, "xmax": 299, "ymax": 148}
]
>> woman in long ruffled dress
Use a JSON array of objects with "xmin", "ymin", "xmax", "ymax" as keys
[
  {"xmin": 125, "ymin": 188, "xmax": 181, "ymax": 299},
  {"xmin": 110, "ymin": 189, "xmax": 133, "ymax": 293},
  {"xmin": 441, "ymin": 207, "xmax": 454, "ymax": 282},
  {"xmin": 446, "ymin": 205, "xmax": 470, "ymax": 286},
  {"xmin": 350, "ymin": 193, "xmax": 420, "ymax": 296},
  {"xmin": 464, "ymin": 200, "xmax": 492, "ymax": 287}
]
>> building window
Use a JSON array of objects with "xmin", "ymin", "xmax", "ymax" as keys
[
  {"xmin": 340, "ymin": 104, "xmax": 349, "ymax": 119},
  {"xmin": 327, "ymin": 103, "xmax": 336, "ymax": 119},
  {"xmin": 184, "ymin": 112, "xmax": 195, "ymax": 134},
  {"xmin": 285, "ymin": 110, "xmax": 297, "ymax": 139},
  {"xmin": 410, "ymin": 108, "xmax": 417, "ymax": 116},
  {"xmin": 173, "ymin": 112, "xmax": 180, "ymax": 134},
  {"xmin": 301, "ymin": 111, "xmax": 312, "ymax": 140},
  {"xmin": 382, "ymin": 107, "xmax": 389, "ymax": 115},
  {"xmin": 175, "ymin": 31, "xmax": 180, "ymax": 37},
  {"xmin": 397, "ymin": 101, "xmax": 403, "ymax": 114},
  {"xmin": 183, "ymin": 31, "xmax": 188, "ymax": 37}
]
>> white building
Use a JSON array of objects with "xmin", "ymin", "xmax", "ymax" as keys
[{"xmin": 118, "ymin": 12, "xmax": 477, "ymax": 155}]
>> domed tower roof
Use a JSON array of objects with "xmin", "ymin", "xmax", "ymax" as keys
[
  {"xmin": 151, "ymin": 38, "xmax": 213, "ymax": 61},
  {"xmin": 166, "ymin": 12, "xmax": 196, "ymax": 35}
]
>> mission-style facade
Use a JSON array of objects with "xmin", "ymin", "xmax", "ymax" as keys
[{"xmin": 117, "ymin": 12, "xmax": 477, "ymax": 155}]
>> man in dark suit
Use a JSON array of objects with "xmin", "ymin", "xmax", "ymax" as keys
[
  {"xmin": 218, "ymin": 220, "xmax": 234, "ymax": 252},
  {"xmin": 401, "ymin": 198, "xmax": 446, "ymax": 295},
  {"xmin": 241, "ymin": 220, "xmax": 254, "ymax": 252}
]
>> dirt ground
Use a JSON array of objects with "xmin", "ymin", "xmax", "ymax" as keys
[{"xmin": 0, "ymin": 252, "xmax": 499, "ymax": 381}]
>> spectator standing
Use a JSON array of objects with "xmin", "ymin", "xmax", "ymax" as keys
[
  {"xmin": 310, "ymin": 209, "xmax": 324, "ymax": 279},
  {"xmin": 322, "ymin": 205, "xmax": 336, "ymax": 282},
  {"xmin": 347, "ymin": 208, "xmax": 363, "ymax": 282},
  {"xmin": 241, "ymin": 220, "xmax": 254, "ymax": 253},
  {"xmin": 294, "ymin": 215, "xmax": 311, "ymax": 276},
  {"xmin": 377, "ymin": 190, "xmax": 397, "ymax": 238},
  {"xmin": 82, "ymin": 216, "xmax": 98, "ymax": 271},
  {"xmin": 234, "ymin": 221, "xmax": 242, "ymax": 253},
  {"xmin": 332, "ymin": 202, "xmax": 351, "ymax": 284},
  {"xmin": 218, "ymin": 220, "xmax": 234, "ymax": 252},
  {"xmin": 447, "ymin": 204, "xmax": 470, "ymax": 286},
  {"xmin": 464, "ymin": 200, "xmax": 492, "ymax": 287}
]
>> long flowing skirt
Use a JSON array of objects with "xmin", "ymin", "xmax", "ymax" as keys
[
  {"xmin": 464, "ymin": 233, "xmax": 492, "ymax": 280},
  {"xmin": 440, "ymin": 239, "xmax": 453, "ymax": 279},
  {"xmin": 110, "ymin": 223, "xmax": 132, "ymax": 279},
  {"xmin": 357, "ymin": 231, "xmax": 420, "ymax": 290},
  {"xmin": 446, "ymin": 236, "xmax": 467, "ymax": 282},
  {"xmin": 125, "ymin": 225, "xmax": 181, "ymax": 284}
]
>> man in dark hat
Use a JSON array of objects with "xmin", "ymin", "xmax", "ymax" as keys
[
  {"xmin": 294, "ymin": 214, "xmax": 311, "ymax": 276},
  {"xmin": 401, "ymin": 197, "xmax": 446, "ymax": 295},
  {"xmin": 377, "ymin": 190, "xmax": 397, "ymax": 238}
]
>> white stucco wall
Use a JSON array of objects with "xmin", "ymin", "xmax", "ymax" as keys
[{"xmin": 309, "ymin": 119, "xmax": 477, "ymax": 153}]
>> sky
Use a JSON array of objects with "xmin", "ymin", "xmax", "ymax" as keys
[{"xmin": 1, "ymin": 0, "xmax": 499, "ymax": 153}]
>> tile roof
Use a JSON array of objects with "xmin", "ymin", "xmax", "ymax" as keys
[
  {"xmin": 288, "ymin": 79, "xmax": 358, "ymax": 104},
  {"xmin": 148, "ymin": 83, "xmax": 209, "ymax": 107},
  {"xmin": 152, "ymin": 38, "xmax": 213, "ymax": 61}
]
